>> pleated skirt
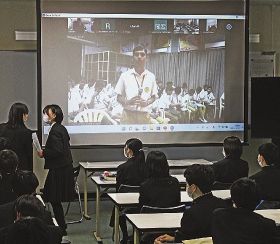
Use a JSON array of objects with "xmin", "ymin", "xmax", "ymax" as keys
[{"xmin": 43, "ymin": 164, "xmax": 75, "ymax": 203}]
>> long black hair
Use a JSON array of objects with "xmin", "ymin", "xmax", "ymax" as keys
[
  {"xmin": 146, "ymin": 151, "xmax": 169, "ymax": 178},
  {"xmin": 7, "ymin": 102, "xmax": 29, "ymax": 129},
  {"xmin": 125, "ymin": 138, "xmax": 145, "ymax": 174}
]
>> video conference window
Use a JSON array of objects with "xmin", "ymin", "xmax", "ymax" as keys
[{"xmin": 40, "ymin": 1, "xmax": 247, "ymax": 146}]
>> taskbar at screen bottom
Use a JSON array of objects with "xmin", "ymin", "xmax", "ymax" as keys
[{"xmin": 43, "ymin": 123, "xmax": 244, "ymax": 134}]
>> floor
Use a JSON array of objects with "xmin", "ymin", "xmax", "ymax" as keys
[{"xmin": 62, "ymin": 199, "xmax": 119, "ymax": 244}]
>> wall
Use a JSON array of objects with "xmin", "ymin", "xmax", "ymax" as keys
[{"xmin": 0, "ymin": 0, "xmax": 275, "ymax": 192}]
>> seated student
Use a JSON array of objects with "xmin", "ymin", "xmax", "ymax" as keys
[
  {"xmin": 139, "ymin": 151, "xmax": 180, "ymax": 209},
  {"xmin": 0, "ymin": 170, "xmax": 53, "ymax": 228},
  {"xmin": 250, "ymin": 143, "xmax": 280, "ymax": 202},
  {"xmin": 0, "ymin": 195, "xmax": 62, "ymax": 244},
  {"xmin": 212, "ymin": 178, "xmax": 277, "ymax": 244},
  {"xmin": 0, "ymin": 149, "xmax": 18, "ymax": 205},
  {"xmin": 115, "ymin": 138, "xmax": 147, "ymax": 244},
  {"xmin": 154, "ymin": 164, "xmax": 228, "ymax": 243},
  {"xmin": 116, "ymin": 138, "xmax": 146, "ymax": 191},
  {"xmin": 212, "ymin": 136, "xmax": 249, "ymax": 187}
]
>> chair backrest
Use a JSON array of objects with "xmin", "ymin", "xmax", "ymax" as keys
[
  {"xmin": 140, "ymin": 204, "xmax": 186, "ymax": 213},
  {"xmin": 118, "ymin": 184, "xmax": 140, "ymax": 193},
  {"xmin": 212, "ymin": 181, "xmax": 232, "ymax": 190},
  {"xmin": 182, "ymin": 237, "xmax": 213, "ymax": 244}
]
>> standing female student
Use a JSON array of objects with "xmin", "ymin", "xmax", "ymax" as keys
[
  {"xmin": 0, "ymin": 102, "xmax": 33, "ymax": 170},
  {"xmin": 38, "ymin": 104, "xmax": 74, "ymax": 236}
]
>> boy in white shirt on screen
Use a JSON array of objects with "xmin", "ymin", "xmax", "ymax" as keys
[{"xmin": 115, "ymin": 45, "xmax": 158, "ymax": 124}]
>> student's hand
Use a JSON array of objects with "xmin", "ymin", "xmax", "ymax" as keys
[
  {"xmin": 37, "ymin": 150, "xmax": 44, "ymax": 158},
  {"xmin": 154, "ymin": 234, "xmax": 175, "ymax": 243},
  {"xmin": 126, "ymin": 96, "xmax": 140, "ymax": 105}
]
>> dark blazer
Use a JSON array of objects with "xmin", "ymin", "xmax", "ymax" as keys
[
  {"xmin": 139, "ymin": 176, "xmax": 181, "ymax": 209},
  {"xmin": 116, "ymin": 158, "xmax": 146, "ymax": 191},
  {"xmin": 43, "ymin": 123, "xmax": 73, "ymax": 169},
  {"xmin": 0, "ymin": 198, "xmax": 54, "ymax": 228},
  {"xmin": 212, "ymin": 157, "xmax": 249, "ymax": 183},
  {"xmin": 0, "ymin": 175, "xmax": 16, "ymax": 205},
  {"xmin": 250, "ymin": 166, "xmax": 280, "ymax": 201},
  {"xmin": 174, "ymin": 193, "xmax": 228, "ymax": 242},
  {"xmin": 0, "ymin": 123, "xmax": 33, "ymax": 171},
  {"xmin": 212, "ymin": 207, "xmax": 277, "ymax": 244}
]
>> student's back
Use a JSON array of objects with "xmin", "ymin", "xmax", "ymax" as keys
[
  {"xmin": 116, "ymin": 158, "xmax": 146, "ymax": 190},
  {"xmin": 212, "ymin": 207, "xmax": 276, "ymax": 244},
  {"xmin": 116, "ymin": 138, "xmax": 146, "ymax": 191},
  {"xmin": 175, "ymin": 193, "xmax": 228, "ymax": 242},
  {"xmin": 139, "ymin": 176, "xmax": 180, "ymax": 208},
  {"xmin": 213, "ymin": 157, "xmax": 248, "ymax": 183},
  {"xmin": 250, "ymin": 166, "xmax": 280, "ymax": 201}
]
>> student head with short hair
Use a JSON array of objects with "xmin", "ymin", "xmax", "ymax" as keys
[
  {"xmin": 230, "ymin": 178, "xmax": 260, "ymax": 211},
  {"xmin": 14, "ymin": 194, "xmax": 44, "ymax": 220},
  {"xmin": 12, "ymin": 170, "xmax": 39, "ymax": 197},
  {"xmin": 43, "ymin": 104, "xmax": 64, "ymax": 124},
  {"xmin": 184, "ymin": 164, "xmax": 215, "ymax": 197},
  {"xmin": 0, "ymin": 149, "xmax": 19, "ymax": 175},
  {"xmin": 257, "ymin": 143, "xmax": 279, "ymax": 167},
  {"xmin": 6, "ymin": 195, "xmax": 49, "ymax": 244},
  {"xmin": 223, "ymin": 136, "xmax": 242, "ymax": 159},
  {"xmin": 146, "ymin": 151, "xmax": 169, "ymax": 178}
]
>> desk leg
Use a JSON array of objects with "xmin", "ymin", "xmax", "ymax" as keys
[
  {"xmin": 83, "ymin": 168, "xmax": 91, "ymax": 220},
  {"xmin": 93, "ymin": 185, "xmax": 102, "ymax": 242},
  {"xmin": 133, "ymin": 228, "xmax": 140, "ymax": 244},
  {"xmin": 114, "ymin": 207, "xmax": 120, "ymax": 244}
]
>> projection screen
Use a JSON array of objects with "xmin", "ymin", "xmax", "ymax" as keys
[{"xmin": 39, "ymin": 0, "xmax": 248, "ymax": 146}]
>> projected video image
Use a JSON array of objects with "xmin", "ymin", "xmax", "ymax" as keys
[{"xmin": 66, "ymin": 17, "xmax": 225, "ymax": 126}]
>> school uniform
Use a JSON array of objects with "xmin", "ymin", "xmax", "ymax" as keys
[
  {"xmin": 43, "ymin": 122, "xmax": 75, "ymax": 234},
  {"xmin": 116, "ymin": 157, "xmax": 147, "ymax": 191},
  {"xmin": 212, "ymin": 207, "xmax": 277, "ymax": 244},
  {"xmin": 0, "ymin": 123, "xmax": 33, "ymax": 171},
  {"xmin": 250, "ymin": 166, "xmax": 280, "ymax": 201},
  {"xmin": 174, "ymin": 193, "xmax": 228, "ymax": 242},
  {"xmin": 139, "ymin": 176, "xmax": 181, "ymax": 209},
  {"xmin": 212, "ymin": 157, "xmax": 249, "ymax": 183}
]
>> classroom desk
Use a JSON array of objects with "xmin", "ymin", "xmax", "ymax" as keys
[
  {"xmin": 90, "ymin": 174, "xmax": 186, "ymax": 241},
  {"xmin": 255, "ymin": 209, "xmax": 280, "ymax": 225},
  {"xmin": 80, "ymin": 159, "xmax": 210, "ymax": 219},
  {"xmin": 107, "ymin": 190, "xmax": 230, "ymax": 244},
  {"xmin": 126, "ymin": 212, "xmax": 183, "ymax": 244}
]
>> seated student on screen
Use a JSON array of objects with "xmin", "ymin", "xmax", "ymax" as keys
[
  {"xmin": 154, "ymin": 164, "xmax": 228, "ymax": 243},
  {"xmin": 212, "ymin": 178, "xmax": 277, "ymax": 244},
  {"xmin": 250, "ymin": 143, "xmax": 280, "ymax": 203},
  {"xmin": 212, "ymin": 136, "xmax": 249, "ymax": 187},
  {"xmin": 139, "ymin": 151, "xmax": 180, "ymax": 209}
]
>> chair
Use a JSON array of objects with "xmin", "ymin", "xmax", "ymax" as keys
[
  {"xmin": 118, "ymin": 184, "xmax": 140, "ymax": 193},
  {"xmin": 140, "ymin": 204, "xmax": 186, "ymax": 213},
  {"xmin": 74, "ymin": 109, "xmax": 118, "ymax": 125},
  {"xmin": 182, "ymin": 237, "xmax": 213, "ymax": 244},
  {"xmin": 64, "ymin": 165, "xmax": 83, "ymax": 224}
]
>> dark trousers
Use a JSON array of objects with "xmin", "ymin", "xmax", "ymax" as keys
[{"xmin": 51, "ymin": 202, "xmax": 67, "ymax": 235}]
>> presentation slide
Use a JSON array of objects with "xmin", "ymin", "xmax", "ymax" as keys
[{"xmin": 40, "ymin": 0, "xmax": 247, "ymax": 146}]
